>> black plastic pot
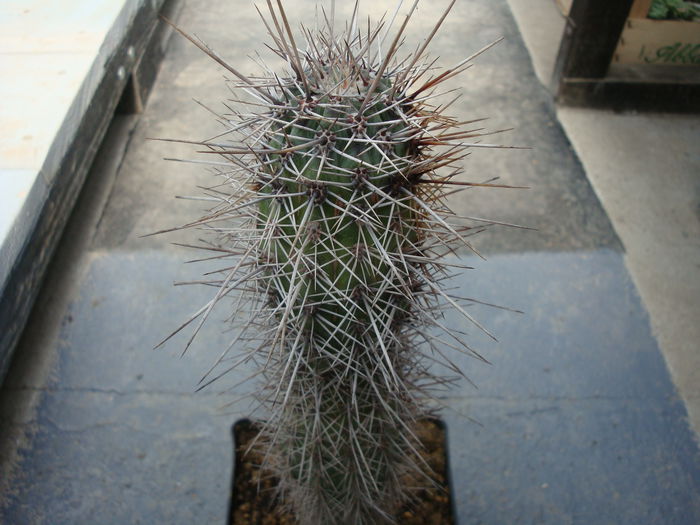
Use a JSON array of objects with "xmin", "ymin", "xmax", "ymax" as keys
[{"xmin": 227, "ymin": 418, "xmax": 457, "ymax": 524}]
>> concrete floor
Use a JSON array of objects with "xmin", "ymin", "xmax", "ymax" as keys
[
  {"xmin": 1, "ymin": 1, "xmax": 699, "ymax": 523},
  {"xmin": 508, "ymin": 0, "xmax": 700, "ymax": 439}
]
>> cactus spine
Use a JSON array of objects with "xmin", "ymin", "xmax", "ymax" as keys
[{"xmin": 164, "ymin": 1, "xmax": 517, "ymax": 523}]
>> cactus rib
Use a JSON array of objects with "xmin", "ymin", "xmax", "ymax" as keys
[{"xmin": 162, "ymin": 2, "xmax": 520, "ymax": 524}]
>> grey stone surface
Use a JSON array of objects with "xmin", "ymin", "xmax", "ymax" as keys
[
  {"xmin": 557, "ymin": 107, "xmax": 700, "ymax": 441},
  {"xmin": 448, "ymin": 400, "xmax": 699, "ymax": 524},
  {"xmin": 4, "ymin": 391, "xmax": 232, "ymax": 524},
  {"xmin": 1, "ymin": 1, "xmax": 699, "ymax": 524},
  {"xmin": 507, "ymin": 0, "xmax": 700, "ymax": 440},
  {"xmin": 506, "ymin": 0, "xmax": 566, "ymax": 88},
  {"xmin": 439, "ymin": 254, "xmax": 700, "ymax": 524}
]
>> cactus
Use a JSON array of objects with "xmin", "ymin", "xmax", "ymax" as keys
[{"xmin": 161, "ymin": 1, "xmax": 521, "ymax": 524}]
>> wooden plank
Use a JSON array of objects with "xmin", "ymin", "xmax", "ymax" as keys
[
  {"xmin": 629, "ymin": 0, "xmax": 652, "ymax": 18},
  {"xmin": 613, "ymin": 18, "xmax": 700, "ymax": 66},
  {"xmin": 554, "ymin": 0, "xmax": 635, "ymax": 80}
]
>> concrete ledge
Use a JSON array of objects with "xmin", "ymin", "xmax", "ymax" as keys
[
  {"xmin": 508, "ymin": 0, "xmax": 700, "ymax": 440},
  {"xmin": 0, "ymin": 0, "xmax": 180, "ymax": 381}
]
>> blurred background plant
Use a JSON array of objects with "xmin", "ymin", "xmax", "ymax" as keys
[{"xmin": 648, "ymin": 0, "xmax": 700, "ymax": 21}]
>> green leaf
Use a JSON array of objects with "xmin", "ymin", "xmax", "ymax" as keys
[{"xmin": 648, "ymin": 0, "xmax": 700, "ymax": 20}]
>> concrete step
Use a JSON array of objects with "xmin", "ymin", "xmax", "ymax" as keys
[{"xmin": 0, "ymin": 0, "xmax": 181, "ymax": 380}]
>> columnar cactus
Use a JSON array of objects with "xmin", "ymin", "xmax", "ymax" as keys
[{"xmin": 163, "ymin": 2, "xmax": 519, "ymax": 523}]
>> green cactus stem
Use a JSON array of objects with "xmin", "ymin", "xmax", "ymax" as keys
[{"xmin": 159, "ymin": 1, "xmax": 526, "ymax": 524}]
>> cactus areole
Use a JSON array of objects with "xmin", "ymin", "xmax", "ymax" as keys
[{"xmin": 163, "ymin": 1, "xmax": 519, "ymax": 524}]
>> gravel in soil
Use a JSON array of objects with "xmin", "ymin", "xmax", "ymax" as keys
[{"xmin": 229, "ymin": 419, "xmax": 454, "ymax": 524}]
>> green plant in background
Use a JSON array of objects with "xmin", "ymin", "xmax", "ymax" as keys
[
  {"xmin": 648, "ymin": 0, "xmax": 700, "ymax": 21},
  {"xmin": 162, "ymin": 1, "xmax": 522, "ymax": 523}
]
